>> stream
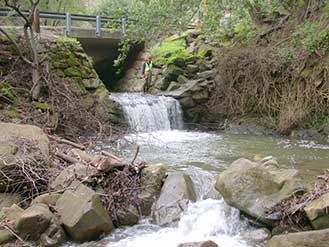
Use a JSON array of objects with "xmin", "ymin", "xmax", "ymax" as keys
[{"xmin": 66, "ymin": 93, "xmax": 329, "ymax": 247}]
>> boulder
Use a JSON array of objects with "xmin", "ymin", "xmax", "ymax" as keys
[
  {"xmin": 192, "ymin": 90, "xmax": 209, "ymax": 102},
  {"xmin": 179, "ymin": 97, "xmax": 195, "ymax": 109},
  {"xmin": 0, "ymin": 122, "xmax": 49, "ymax": 161},
  {"xmin": 31, "ymin": 193, "xmax": 61, "ymax": 207},
  {"xmin": 304, "ymin": 192, "xmax": 329, "ymax": 230},
  {"xmin": 15, "ymin": 204, "xmax": 53, "ymax": 241},
  {"xmin": 139, "ymin": 163, "xmax": 167, "ymax": 216},
  {"xmin": 215, "ymin": 158, "xmax": 316, "ymax": 226},
  {"xmin": 267, "ymin": 229, "xmax": 329, "ymax": 247},
  {"xmin": 177, "ymin": 75, "xmax": 189, "ymax": 84},
  {"xmin": 186, "ymin": 64, "xmax": 199, "ymax": 74},
  {"xmin": 0, "ymin": 123, "xmax": 50, "ymax": 192},
  {"xmin": 177, "ymin": 240, "xmax": 218, "ymax": 247},
  {"xmin": 50, "ymin": 163, "xmax": 97, "ymax": 190},
  {"xmin": 167, "ymin": 82, "xmax": 181, "ymax": 91},
  {"xmin": 152, "ymin": 173, "xmax": 196, "ymax": 226},
  {"xmin": 164, "ymin": 64, "xmax": 184, "ymax": 82},
  {"xmin": 0, "ymin": 193, "xmax": 22, "ymax": 210},
  {"xmin": 197, "ymin": 70, "xmax": 214, "ymax": 80},
  {"xmin": 154, "ymin": 78, "xmax": 171, "ymax": 91},
  {"xmin": 116, "ymin": 205, "xmax": 139, "ymax": 226},
  {"xmin": 56, "ymin": 184, "xmax": 113, "ymax": 242}
]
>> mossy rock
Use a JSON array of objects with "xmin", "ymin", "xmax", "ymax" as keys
[
  {"xmin": 152, "ymin": 36, "xmax": 193, "ymax": 65},
  {"xmin": 64, "ymin": 67, "xmax": 83, "ymax": 78},
  {"xmin": 3, "ymin": 108, "xmax": 21, "ymax": 119}
]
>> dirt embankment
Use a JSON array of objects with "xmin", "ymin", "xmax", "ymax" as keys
[{"xmin": 207, "ymin": 2, "xmax": 329, "ymax": 138}]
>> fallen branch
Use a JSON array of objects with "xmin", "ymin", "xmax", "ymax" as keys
[
  {"xmin": 101, "ymin": 151, "xmax": 122, "ymax": 162},
  {"xmin": 55, "ymin": 152, "xmax": 79, "ymax": 164},
  {"xmin": 48, "ymin": 135, "xmax": 85, "ymax": 150}
]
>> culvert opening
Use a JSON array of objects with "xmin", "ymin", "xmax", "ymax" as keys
[{"xmin": 78, "ymin": 38, "xmax": 144, "ymax": 91}]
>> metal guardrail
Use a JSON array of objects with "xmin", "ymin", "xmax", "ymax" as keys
[{"xmin": 0, "ymin": 7, "xmax": 129, "ymax": 37}]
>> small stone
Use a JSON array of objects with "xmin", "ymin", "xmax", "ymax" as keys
[
  {"xmin": 305, "ymin": 192, "xmax": 329, "ymax": 230},
  {"xmin": 177, "ymin": 75, "xmax": 189, "ymax": 84}
]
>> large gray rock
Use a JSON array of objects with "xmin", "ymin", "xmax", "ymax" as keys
[
  {"xmin": 12, "ymin": 203, "xmax": 66, "ymax": 246},
  {"xmin": 304, "ymin": 192, "xmax": 329, "ymax": 230},
  {"xmin": 267, "ymin": 229, "xmax": 329, "ymax": 247},
  {"xmin": 139, "ymin": 163, "xmax": 167, "ymax": 216},
  {"xmin": 177, "ymin": 240, "xmax": 218, "ymax": 247},
  {"xmin": 241, "ymin": 228, "xmax": 271, "ymax": 245},
  {"xmin": 31, "ymin": 193, "xmax": 61, "ymax": 207},
  {"xmin": 215, "ymin": 158, "xmax": 317, "ymax": 226},
  {"xmin": 56, "ymin": 184, "xmax": 113, "ymax": 242},
  {"xmin": 0, "ymin": 123, "xmax": 50, "ymax": 192},
  {"xmin": 0, "ymin": 122, "xmax": 49, "ymax": 161},
  {"xmin": 152, "ymin": 173, "xmax": 196, "ymax": 226}
]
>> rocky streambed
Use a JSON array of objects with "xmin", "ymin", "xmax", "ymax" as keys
[{"xmin": 1, "ymin": 122, "xmax": 329, "ymax": 247}]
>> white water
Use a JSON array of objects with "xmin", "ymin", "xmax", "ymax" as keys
[
  {"xmin": 110, "ymin": 93, "xmax": 184, "ymax": 132},
  {"xmin": 103, "ymin": 199, "xmax": 250, "ymax": 247}
]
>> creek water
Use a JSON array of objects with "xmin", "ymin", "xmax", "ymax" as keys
[{"xmin": 66, "ymin": 93, "xmax": 329, "ymax": 247}]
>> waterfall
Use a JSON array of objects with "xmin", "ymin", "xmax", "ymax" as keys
[{"xmin": 110, "ymin": 93, "xmax": 184, "ymax": 132}]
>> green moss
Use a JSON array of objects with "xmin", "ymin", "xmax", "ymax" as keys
[
  {"xmin": 197, "ymin": 47, "xmax": 213, "ymax": 58},
  {"xmin": 0, "ymin": 82, "xmax": 19, "ymax": 104},
  {"xmin": 3, "ymin": 108, "xmax": 21, "ymax": 119},
  {"xmin": 33, "ymin": 101, "xmax": 53, "ymax": 111},
  {"xmin": 64, "ymin": 67, "xmax": 82, "ymax": 78},
  {"xmin": 152, "ymin": 36, "xmax": 192, "ymax": 65}
]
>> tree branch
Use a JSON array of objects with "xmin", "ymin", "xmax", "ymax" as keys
[{"xmin": 0, "ymin": 27, "xmax": 34, "ymax": 67}]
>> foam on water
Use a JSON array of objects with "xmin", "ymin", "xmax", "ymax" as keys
[{"xmin": 105, "ymin": 199, "xmax": 250, "ymax": 247}]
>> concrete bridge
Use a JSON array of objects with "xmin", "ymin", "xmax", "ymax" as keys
[{"xmin": 0, "ymin": 7, "xmax": 144, "ymax": 88}]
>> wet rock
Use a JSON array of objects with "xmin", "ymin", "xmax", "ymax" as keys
[
  {"xmin": 241, "ymin": 228, "xmax": 271, "ymax": 244},
  {"xmin": 50, "ymin": 163, "xmax": 97, "ymax": 190},
  {"xmin": 304, "ymin": 192, "xmax": 329, "ymax": 230},
  {"xmin": 179, "ymin": 97, "xmax": 196, "ymax": 109},
  {"xmin": 116, "ymin": 205, "xmax": 139, "ymax": 226},
  {"xmin": 39, "ymin": 220, "xmax": 66, "ymax": 247},
  {"xmin": 267, "ymin": 229, "xmax": 329, "ymax": 247},
  {"xmin": 0, "ymin": 193, "xmax": 22, "ymax": 210},
  {"xmin": 215, "ymin": 158, "xmax": 317, "ymax": 226},
  {"xmin": 56, "ymin": 184, "xmax": 113, "ymax": 242},
  {"xmin": 177, "ymin": 240, "xmax": 218, "ymax": 247},
  {"xmin": 152, "ymin": 172, "xmax": 196, "ymax": 226},
  {"xmin": 139, "ymin": 163, "xmax": 167, "ymax": 216}
]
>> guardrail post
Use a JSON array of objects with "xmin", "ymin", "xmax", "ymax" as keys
[
  {"xmin": 65, "ymin": 13, "xmax": 71, "ymax": 36},
  {"xmin": 96, "ymin": 16, "xmax": 101, "ymax": 37},
  {"xmin": 122, "ymin": 18, "xmax": 127, "ymax": 36}
]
